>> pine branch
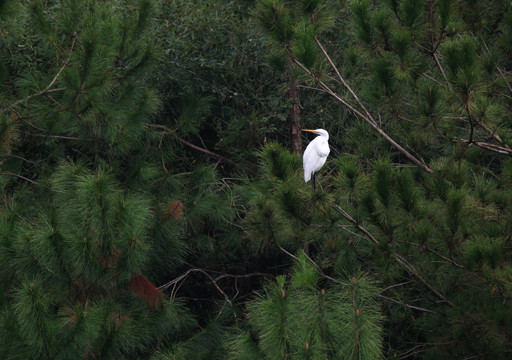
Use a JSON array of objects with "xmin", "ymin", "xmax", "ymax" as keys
[
  {"xmin": 145, "ymin": 124, "xmax": 236, "ymax": 165},
  {"xmin": 315, "ymin": 38, "xmax": 376, "ymax": 126},
  {"xmin": 333, "ymin": 205, "xmax": 379, "ymax": 245},
  {"xmin": 393, "ymin": 254, "xmax": 455, "ymax": 307},
  {"xmin": 454, "ymin": 138, "xmax": 512, "ymax": 155},
  {"xmin": 334, "ymin": 204, "xmax": 457, "ymax": 308},
  {"xmin": 378, "ymin": 294, "xmax": 439, "ymax": 315},
  {"xmin": 1, "ymin": 171, "xmax": 43, "ymax": 186}
]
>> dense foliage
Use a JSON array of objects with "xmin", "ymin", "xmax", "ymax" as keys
[{"xmin": 1, "ymin": 0, "xmax": 512, "ymax": 359}]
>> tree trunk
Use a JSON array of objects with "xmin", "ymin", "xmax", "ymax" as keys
[{"xmin": 288, "ymin": 82, "xmax": 302, "ymax": 155}]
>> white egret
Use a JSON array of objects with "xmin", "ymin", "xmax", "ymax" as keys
[{"xmin": 302, "ymin": 128, "xmax": 330, "ymax": 191}]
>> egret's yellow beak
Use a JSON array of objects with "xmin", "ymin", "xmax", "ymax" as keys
[{"xmin": 302, "ymin": 129, "xmax": 317, "ymax": 133}]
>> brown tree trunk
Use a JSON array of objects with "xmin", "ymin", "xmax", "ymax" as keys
[
  {"xmin": 288, "ymin": 82, "xmax": 302, "ymax": 155},
  {"xmin": 287, "ymin": 71, "xmax": 306, "ymax": 253}
]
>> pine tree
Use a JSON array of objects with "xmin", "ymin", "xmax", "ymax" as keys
[
  {"xmin": 1, "ymin": 163, "xmax": 195, "ymax": 359},
  {"xmin": 0, "ymin": 1, "xmax": 196, "ymax": 358},
  {"xmin": 229, "ymin": 253, "xmax": 384, "ymax": 360}
]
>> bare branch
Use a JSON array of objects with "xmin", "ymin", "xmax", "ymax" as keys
[
  {"xmin": 214, "ymin": 272, "xmax": 272, "ymax": 282},
  {"xmin": 454, "ymin": 138, "xmax": 512, "ymax": 155},
  {"xmin": 474, "ymin": 118, "xmax": 508, "ymax": 146},
  {"xmin": 472, "ymin": 141, "xmax": 512, "ymax": 155},
  {"xmin": 333, "ymin": 205, "xmax": 380, "ymax": 245},
  {"xmin": 398, "ymin": 239, "xmax": 466, "ymax": 269},
  {"xmin": 46, "ymin": 32, "xmax": 77, "ymax": 91},
  {"xmin": 378, "ymin": 294, "xmax": 439, "ymax": 315},
  {"xmin": 25, "ymin": 132, "xmax": 97, "ymax": 142},
  {"xmin": 1, "ymin": 172, "xmax": 42, "ymax": 186},
  {"xmin": 394, "ymin": 254, "xmax": 455, "ymax": 307},
  {"xmin": 315, "ymin": 38, "xmax": 377, "ymax": 126},
  {"xmin": 1, "ymin": 89, "xmax": 66, "ymax": 114},
  {"xmin": 433, "ymin": 52, "xmax": 451, "ymax": 88},
  {"xmin": 145, "ymin": 123, "xmax": 236, "ymax": 165},
  {"xmin": 483, "ymin": 41, "xmax": 512, "ymax": 96},
  {"xmin": 425, "ymin": 245, "xmax": 465, "ymax": 269}
]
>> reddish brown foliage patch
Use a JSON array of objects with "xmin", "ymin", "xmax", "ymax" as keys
[
  {"xmin": 129, "ymin": 273, "xmax": 162, "ymax": 308},
  {"xmin": 162, "ymin": 200, "xmax": 184, "ymax": 221}
]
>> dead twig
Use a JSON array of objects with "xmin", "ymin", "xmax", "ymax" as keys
[
  {"xmin": 378, "ymin": 294, "xmax": 439, "ymax": 315},
  {"xmin": 1, "ymin": 172, "xmax": 42, "ymax": 186},
  {"xmin": 454, "ymin": 138, "xmax": 512, "ymax": 155},
  {"xmin": 394, "ymin": 254, "xmax": 455, "ymax": 307},
  {"xmin": 333, "ymin": 205, "xmax": 380, "ymax": 245},
  {"xmin": 145, "ymin": 123, "xmax": 236, "ymax": 165}
]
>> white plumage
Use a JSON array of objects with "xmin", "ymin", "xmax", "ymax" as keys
[{"xmin": 302, "ymin": 129, "xmax": 330, "ymax": 190}]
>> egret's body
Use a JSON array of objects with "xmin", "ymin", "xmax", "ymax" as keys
[{"xmin": 302, "ymin": 129, "xmax": 330, "ymax": 191}]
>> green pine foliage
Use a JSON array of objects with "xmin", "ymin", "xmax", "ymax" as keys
[
  {"xmin": 229, "ymin": 254, "xmax": 384, "ymax": 360},
  {"xmin": 0, "ymin": 1, "xmax": 198, "ymax": 359},
  {"xmin": 0, "ymin": 163, "xmax": 195, "ymax": 359},
  {"xmin": 243, "ymin": 142, "xmax": 334, "ymax": 254},
  {"xmin": 2, "ymin": 0, "xmax": 512, "ymax": 359}
]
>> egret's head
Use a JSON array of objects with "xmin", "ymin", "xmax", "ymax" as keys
[{"xmin": 303, "ymin": 128, "xmax": 329, "ymax": 140}]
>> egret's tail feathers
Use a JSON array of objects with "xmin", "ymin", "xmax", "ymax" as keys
[{"xmin": 304, "ymin": 171, "xmax": 311, "ymax": 183}]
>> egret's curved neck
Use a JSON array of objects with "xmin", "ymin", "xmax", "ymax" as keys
[{"xmin": 318, "ymin": 131, "xmax": 329, "ymax": 140}]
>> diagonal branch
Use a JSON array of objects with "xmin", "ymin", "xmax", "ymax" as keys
[
  {"xmin": 1, "ymin": 172, "xmax": 42, "ymax": 186},
  {"xmin": 454, "ymin": 138, "xmax": 512, "ymax": 155},
  {"xmin": 1, "ymin": 88, "xmax": 66, "ymax": 114},
  {"xmin": 483, "ymin": 41, "xmax": 512, "ymax": 96},
  {"xmin": 315, "ymin": 38, "xmax": 376, "ymax": 125},
  {"xmin": 433, "ymin": 52, "xmax": 451, "ymax": 88},
  {"xmin": 473, "ymin": 117, "xmax": 508, "ymax": 146},
  {"xmin": 333, "ymin": 205, "xmax": 379, "ymax": 245},
  {"xmin": 393, "ymin": 254, "xmax": 455, "ymax": 307},
  {"xmin": 45, "ymin": 32, "xmax": 77, "ymax": 91},
  {"xmin": 145, "ymin": 123, "xmax": 235, "ymax": 165},
  {"xmin": 378, "ymin": 294, "xmax": 439, "ymax": 315},
  {"xmin": 334, "ymin": 204, "xmax": 455, "ymax": 307}
]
